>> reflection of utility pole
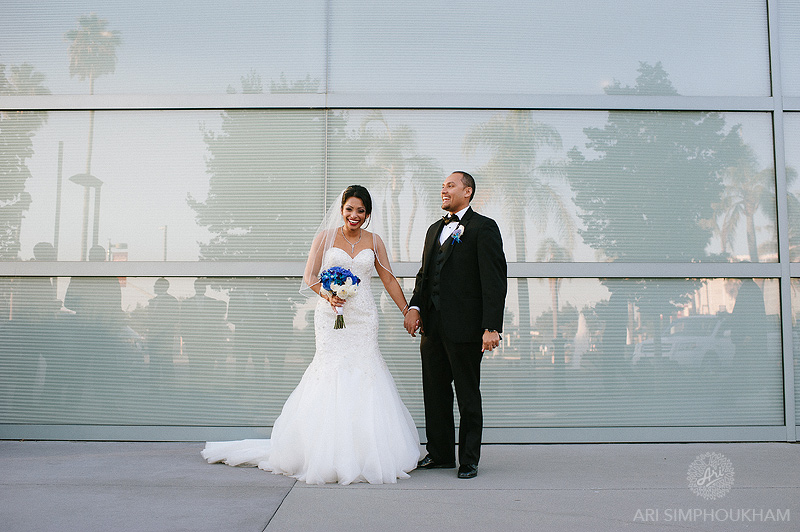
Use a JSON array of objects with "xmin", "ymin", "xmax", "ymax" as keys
[
  {"xmin": 92, "ymin": 184, "xmax": 102, "ymax": 249},
  {"xmin": 160, "ymin": 225, "xmax": 168, "ymax": 261},
  {"xmin": 69, "ymin": 173, "xmax": 103, "ymax": 261},
  {"xmin": 53, "ymin": 141, "xmax": 63, "ymax": 259}
]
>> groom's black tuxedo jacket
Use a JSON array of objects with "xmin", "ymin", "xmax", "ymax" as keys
[{"xmin": 409, "ymin": 207, "xmax": 507, "ymax": 343}]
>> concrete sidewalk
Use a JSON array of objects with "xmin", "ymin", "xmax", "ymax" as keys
[{"xmin": 1, "ymin": 441, "xmax": 798, "ymax": 531}]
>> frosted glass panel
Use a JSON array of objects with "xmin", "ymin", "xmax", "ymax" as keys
[
  {"xmin": 330, "ymin": 0, "xmax": 769, "ymax": 96},
  {"xmin": 0, "ymin": 276, "xmax": 783, "ymax": 427},
  {"xmin": 491, "ymin": 277, "xmax": 783, "ymax": 426},
  {"xmin": 784, "ymin": 113, "xmax": 800, "ymax": 261},
  {"xmin": 5, "ymin": 110, "xmax": 326, "ymax": 261},
  {"xmin": 793, "ymin": 279, "xmax": 800, "ymax": 424},
  {"xmin": 0, "ymin": 1, "xmax": 325, "ymax": 95},
  {"xmin": 327, "ymin": 110, "xmax": 776, "ymax": 263},
  {"xmin": 0, "ymin": 277, "xmax": 313, "ymax": 425},
  {"xmin": 780, "ymin": 0, "xmax": 800, "ymax": 97}
]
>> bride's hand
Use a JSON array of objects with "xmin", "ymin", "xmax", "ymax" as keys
[
  {"xmin": 404, "ymin": 308, "xmax": 421, "ymax": 337},
  {"xmin": 326, "ymin": 293, "xmax": 345, "ymax": 311}
]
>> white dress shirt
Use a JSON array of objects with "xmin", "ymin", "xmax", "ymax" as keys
[{"xmin": 439, "ymin": 206, "xmax": 470, "ymax": 245}]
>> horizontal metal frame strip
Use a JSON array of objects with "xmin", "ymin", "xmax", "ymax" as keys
[
  {"xmin": 783, "ymin": 97, "xmax": 800, "ymax": 111},
  {"xmin": 0, "ymin": 261, "xmax": 784, "ymax": 278},
  {"xmin": 0, "ymin": 425, "xmax": 789, "ymax": 442},
  {"xmin": 0, "ymin": 94, "xmax": 778, "ymax": 112}
]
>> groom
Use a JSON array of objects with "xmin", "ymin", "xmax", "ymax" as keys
[{"xmin": 404, "ymin": 171, "xmax": 507, "ymax": 479}]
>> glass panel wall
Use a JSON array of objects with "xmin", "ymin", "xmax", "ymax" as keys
[
  {"xmin": 1, "ymin": 0, "xmax": 795, "ymax": 441},
  {"xmin": 6, "ymin": 109, "xmax": 774, "ymax": 264},
  {"xmin": 1, "ymin": 1, "xmax": 326, "ymax": 95},
  {"xmin": 784, "ymin": 113, "xmax": 800, "ymax": 261},
  {"xmin": 1, "ymin": 1, "xmax": 770, "ymax": 98},
  {"xmin": 0, "ymin": 276, "xmax": 783, "ymax": 427},
  {"xmin": 329, "ymin": 0, "xmax": 769, "ymax": 95}
]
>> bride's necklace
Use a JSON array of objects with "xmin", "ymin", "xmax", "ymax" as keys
[{"xmin": 341, "ymin": 227, "xmax": 363, "ymax": 254}]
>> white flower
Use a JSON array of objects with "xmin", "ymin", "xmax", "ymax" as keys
[
  {"xmin": 335, "ymin": 277, "xmax": 358, "ymax": 299},
  {"xmin": 452, "ymin": 224, "xmax": 465, "ymax": 242}
]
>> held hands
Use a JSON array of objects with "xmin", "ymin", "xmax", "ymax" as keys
[
  {"xmin": 482, "ymin": 330, "xmax": 501, "ymax": 352},
  {"xmin": 403, "ymin": 308, "xmax": 422, "ymax": 337}
]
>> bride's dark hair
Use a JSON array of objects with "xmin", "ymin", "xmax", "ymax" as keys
[{"xmin": 341, "ymin": 185, "xmax": 373, "ymax": 216}]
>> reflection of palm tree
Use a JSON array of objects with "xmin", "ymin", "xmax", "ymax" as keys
[
  {"xmin": 787, "ymin": 187, "xmax": 800, "ymax": 260},
  {"xmin": 757, "ymin": 166, "xmax": 799, "ymax": 260},
  {"xmin": 715, "ymin": 130, "xmax": 773, "ymax": 262},
  {"xmin": 359, "ymin": 111, "xmax": 442, "ymax": 260},
  {"xmin": 0, "ymin": 64, "xmax": 49, "ymax": 260},
  {"xmin": 64, "ymin": 14, "xmax": 121, "ymax": 174},
  {"xmin": 463, "ymin": 111, "xmax": 571, "ymax": 355},
  {"xmin": 535, "ymin": 238, "xmax": 572, "ymax": 340}
]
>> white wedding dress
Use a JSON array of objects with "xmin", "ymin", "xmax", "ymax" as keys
[{"xmin": 202, "ymin": 247, "xmax": 420, "ymax": 485}]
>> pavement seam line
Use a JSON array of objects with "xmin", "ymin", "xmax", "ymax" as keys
[{"xmin": 262, "ymin": 480, "xmax": 297, "ymax": 532}]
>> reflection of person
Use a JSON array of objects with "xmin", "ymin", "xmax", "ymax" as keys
[
  {"xmin": 2, "ymin": 242, "xmax": 60, "ymax": 406},
  {"xmin": 203, "ymin": 185, "xmax": 420, "ymax": 485},
  {"xmin": 63, "ymin": 245, "xmax": 124, "ymax": 398},
  {"xmin": 146, "ymin": 278, "xmax": 180, "ymax": 387},
  {"xmin": 728, "ymin": 279, "xmax": 768, "ymax": 387},
  {"xmin": 404, "ymin": 171, "xmax": 507, "ymax": 480},
  {"xmin": 12, "ymin": 243, "xmax": 59, "ymax": 323},
  {"xmin": 181, "ymin": 278, "xmax": 228, "ymax": 378},
  {"xmin": 64, "ymin": 245, "xmax": 123, "ymax": 327},
  {"xmin": 226, "ymin": 278, "xmax": 269, "ymax": 379}
]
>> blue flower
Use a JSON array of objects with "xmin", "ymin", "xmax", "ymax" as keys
[{"xmin": 451, "ymin": 224, "xmax": 465, "ymax": 244}]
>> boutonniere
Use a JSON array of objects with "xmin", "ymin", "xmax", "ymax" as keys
[{"xmin": 451, "ymin": 224, "xmax": 465, "ymax": 244}]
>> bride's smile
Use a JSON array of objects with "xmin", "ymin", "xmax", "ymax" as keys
[{"xmin": 341, "ymin": 197, "xmax": 368, "ymax": 233}]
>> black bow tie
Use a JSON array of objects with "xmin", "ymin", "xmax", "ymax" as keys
[{"xmin": 443, "ymin": 213, "xmax": 460, "ymax": 225}]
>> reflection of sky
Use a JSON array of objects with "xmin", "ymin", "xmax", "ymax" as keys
[
  {"xmin": 1, "ymin": 0, "xmax": 769, "ymax": 95},
  {"xmin": 1, "ymin": 0, "xmax": 325, "ymax": 94},
  {"xmin": 330, "ymin": 0, "xmax": 769, "ymax": 95},
  {"xmin": 24, "ymin": 111, "xmax": 218, "ymax": 261}
]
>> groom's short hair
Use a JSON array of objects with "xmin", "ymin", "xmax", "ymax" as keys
[{"xmin": 454, "ymin": 171, "xmax": 475, "ymax": 202}]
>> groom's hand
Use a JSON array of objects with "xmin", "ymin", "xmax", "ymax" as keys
[
  {"xmin": 482, "ymin": 330, "xmax": 501, "ymax": 352},
  {"xmin": 404, "ymin": 308, "xmax": 421, "ymax": 337}
]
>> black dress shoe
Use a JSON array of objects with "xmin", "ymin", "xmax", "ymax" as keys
[
  {"xmin": 457, "ymin": 464, "xmax": 478, "ymax": 479},
  {"xmin": 417, "ymin": 456, "xmax": 456, "ymax": 469}
]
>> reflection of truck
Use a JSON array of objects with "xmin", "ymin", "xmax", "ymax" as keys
[{"xmin": 631, "ymin": 315, "xmax": 735, "ymax": 368}]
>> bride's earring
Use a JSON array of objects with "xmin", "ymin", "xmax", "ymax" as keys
[{"xmin": 363, "ymin": 215, "xmax": 370, "ymax": 229}]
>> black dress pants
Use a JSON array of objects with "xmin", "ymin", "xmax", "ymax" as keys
[{"xmin": 420, "ymin": 308, "xmax": 483, "ymax": 466}]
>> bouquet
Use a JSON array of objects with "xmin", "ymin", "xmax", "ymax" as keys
[{"xmin": 319, "ymin": 266, "xmax": 361, "ymax": 329}]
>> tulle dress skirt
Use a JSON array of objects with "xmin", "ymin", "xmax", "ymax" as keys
[{"xmin": 202, "ymin": 248, "xmax": 420, "ymax": 485}]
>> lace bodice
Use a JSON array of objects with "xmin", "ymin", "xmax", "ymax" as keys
[
  {"xmin": 321, "ymin": 247, "xmax": 377, "ymax": 288},
  {"xmin": 310, "ymin": 247, "xmax": 385, "ymax": 377}
]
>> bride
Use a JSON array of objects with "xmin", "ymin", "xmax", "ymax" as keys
[{"xmin": 202, "ymin": 185, "xmax": 420, "ymax": 485}]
